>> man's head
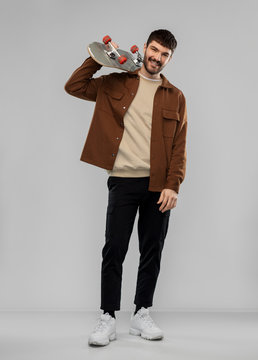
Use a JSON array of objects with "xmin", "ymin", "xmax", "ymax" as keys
[{"xmin": 142, "ymin": 29, "xmax": 177, "ymax": 75}]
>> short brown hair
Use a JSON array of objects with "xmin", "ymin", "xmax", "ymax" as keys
[{"xmin": 146, "ymin": 29, "xmax": 177, "ymax": 54}]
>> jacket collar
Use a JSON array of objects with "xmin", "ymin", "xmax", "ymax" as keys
[{"xmin": 128, "ymin": 67, "xmax": 174, "ymax": 89}]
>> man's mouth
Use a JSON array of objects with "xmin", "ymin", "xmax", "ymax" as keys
[{"xmin": 149, "ymin": 59, "xmax": 160, "ymax": 68}]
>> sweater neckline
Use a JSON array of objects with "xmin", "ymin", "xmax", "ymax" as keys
[{"xmin": 139, "ymin": 72, "xmax": 162, "ymax": 82}]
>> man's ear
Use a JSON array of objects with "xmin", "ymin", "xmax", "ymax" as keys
[
  {"xmin": 168, "ymin": 54, "xmax": 173, "ymax": 62},
  {"xmin": 143, "ymin": 43, "xmax": 147, "ymax": 53}
]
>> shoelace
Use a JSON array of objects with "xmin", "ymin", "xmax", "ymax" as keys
[
  {"xmin": 93, "ymin": 318, "xmax": 109, "ymax": 333},
  {"xmin": 138, "ymin": 313, "xmax": 156, "ymax": 328}
]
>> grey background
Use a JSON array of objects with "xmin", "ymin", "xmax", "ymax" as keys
[{"xmin": 1, "ymin": 0, "xmax": 258, "ymax": 312}]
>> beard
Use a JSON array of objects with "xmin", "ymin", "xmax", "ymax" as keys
[{"xmin": 143, "ymin": 54, "xmax": 163, "ymax": 75}]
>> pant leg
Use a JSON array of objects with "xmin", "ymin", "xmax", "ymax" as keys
[
  {"xmin": 134, "ymin": 189, "xmax": 171, "ymax": 308},
  {"xmin": 100, "ymin": 176, "xmax": 142, "ymax": 311}
]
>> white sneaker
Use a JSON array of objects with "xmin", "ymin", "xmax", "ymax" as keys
[
  {"xmin": 129, "ymin": 307, "xmax": 164, "ymax": 340},
  {"xmin": 88, "ymin": 313, "xmax": 116, "ymax": 346}
]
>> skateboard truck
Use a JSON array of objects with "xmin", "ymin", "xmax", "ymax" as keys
[{"xmin": 103, "ymin": 35, "xmax": 127, "ymax": 64}]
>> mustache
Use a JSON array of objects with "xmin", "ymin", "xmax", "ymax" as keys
[{"xmin": 148, "ymin": 58, "xmax": 161, "ymax": 66}]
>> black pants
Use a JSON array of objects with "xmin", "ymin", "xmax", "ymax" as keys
[{"xmin": 100, "ymin": 176, "xmax": 171, "ymax": 311}]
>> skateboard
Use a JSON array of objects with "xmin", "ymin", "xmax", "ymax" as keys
[{"xmin": 87, "ymin": 35, "xmax": 143, "ymax": 72}]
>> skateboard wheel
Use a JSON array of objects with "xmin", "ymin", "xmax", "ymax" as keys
[
  {"xmin": 118, "ymin": 55, "xmax": 127, "ymax": 64},
  {"xmin": 130, "ymin": 45, "xmax": 139, "ymax": 53},
  {"xmin": 103, "ymin": 35, "xmax": 111, "ymax": 44}
]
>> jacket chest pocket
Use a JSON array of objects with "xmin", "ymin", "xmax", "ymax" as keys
[
  {"xmin": 103, "ymin": 88, "xmax": 125, "ymax": 114},
  {"xmin": 162, "ymin": 109, "xmax": 180, "ymax": 138},
  {"xmin": 104, "ymin": 88, "xmax": 124, "ymax": 101}
]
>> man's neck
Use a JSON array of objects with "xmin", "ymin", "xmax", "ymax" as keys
[{"xmin": 139, "ymin": 66, "xmax": 161, "ymax": 80}]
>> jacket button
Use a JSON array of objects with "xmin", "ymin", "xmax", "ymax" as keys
[
  {"xmin": 116, "ymin": 137, "xmax": 119, "ymax": 140},
  {"xmin": 112, "ymin": 153, "xmax": 115, "ymax": 157},
  {"xmin": 131, "ymin": 93, "xmax": 134, "ymax": 96},
  {"xmin": 122, "ymin": 106, "xmax": 126, "ymax": 109}
]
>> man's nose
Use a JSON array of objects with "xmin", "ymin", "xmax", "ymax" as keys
[{"xmin": 154, "ymin": 53, "xmax": 161, "ymax": 62}]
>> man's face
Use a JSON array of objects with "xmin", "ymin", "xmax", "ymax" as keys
[{"xmin": 142, "ymin": 40, "xmax": 172, "ymax": 75}]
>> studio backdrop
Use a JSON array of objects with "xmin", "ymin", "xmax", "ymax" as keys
[{"xmin": 1, "ymin": 0, "xmax": 258, "ymax": 312}]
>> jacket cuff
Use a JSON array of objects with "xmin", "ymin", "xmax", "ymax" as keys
[
  {"xmin": 163, "ymin": 180, "xmax": 180, "ymax": 194},
  {"xmin": 84, "ymin": 55, "xmax": 103, "ymax": 70}
]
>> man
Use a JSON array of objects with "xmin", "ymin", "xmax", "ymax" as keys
[{"xmin": 64, "ymin": 29, "xmax": 187, "ymax": 346}]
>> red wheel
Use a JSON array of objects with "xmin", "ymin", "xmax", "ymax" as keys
[
  {"xmin": 103, "ymin": 35, "xmax": 111, "ymax": 44},
  {"xmin": 130, "ymin": 45, "xmax": 139, "ymax": 53},
  {"xmin": 118, "ymin": 55, "xmax": 127, "ymax": 64}
]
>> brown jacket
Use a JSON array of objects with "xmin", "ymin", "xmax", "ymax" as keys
[{"xmin": 64, "ymin": 56, "xmax": 188, "ymax": 193}]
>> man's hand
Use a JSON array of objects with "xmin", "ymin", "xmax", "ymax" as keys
[
  {"xmin": 110, "ymin": 41, "xmax": 119, "ymax": 49},
  {"xmin": 104, "ymin": 41, "xmax": 119, "ymax": 52},
  {"xmin": 157, "ymin": 189, "xmax": 178, "ymax": 212}
]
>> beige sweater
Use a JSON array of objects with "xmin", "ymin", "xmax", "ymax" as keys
[{"xmin": 106, "ymin": 73, "xmax": 162, "ymax": 177}]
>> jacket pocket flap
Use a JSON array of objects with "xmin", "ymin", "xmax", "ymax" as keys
[
  {"xmin": 162, "ymin": 109, "xmax": 180, "ymax": 121},
  {"xmin": 104, "ymin": 88, "xmax": 124, "ymax": 99}
]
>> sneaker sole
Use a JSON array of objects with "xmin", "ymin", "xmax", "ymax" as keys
[
  {"xmin": 88, "ymin": 332, "xmax": 116, "ymax": 346},
  {"xmin": 129, "ymin": 327, "xmax": 163, "ymax": 340}
]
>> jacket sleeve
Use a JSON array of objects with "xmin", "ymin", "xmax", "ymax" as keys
[
  {"xmin": 164, "ymin": 92, "xmax": 188, "ymax": 194},
  {"xmin": 64, "ymin": 56, "xmax": 104, "ymax": 101}
]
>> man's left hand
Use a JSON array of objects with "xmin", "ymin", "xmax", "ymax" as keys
[{"xmin": 157, "ymin": 189, "xmax": 178, "ymax": 212}]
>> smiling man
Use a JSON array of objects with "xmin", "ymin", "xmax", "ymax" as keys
[
  {"xmin": 141, "ymin": 40, "xmax": 172, "ymax": 76},
  {"xmin": 64, "ymin": 29, "xmax": 188, "ymax": 346}
]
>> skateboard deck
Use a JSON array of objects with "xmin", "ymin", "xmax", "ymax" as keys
[{"xmin": 88, "ymin": 36, "xmax": 143, "ymax": 72}]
